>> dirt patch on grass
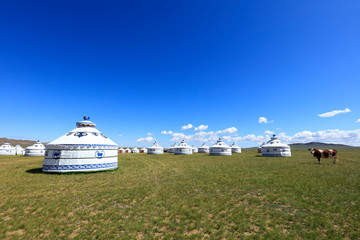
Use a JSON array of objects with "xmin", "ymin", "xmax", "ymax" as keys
[{"xmin": 6, "ymin": 229, "xmax": 25, "ymax": 236}]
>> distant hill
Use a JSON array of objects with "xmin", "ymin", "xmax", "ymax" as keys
[
  {"xmin": 289, "ymin": 142, "xmax": 358, "ymax": 150},
  {"xmin": 0, "ymin": 138, "xmax": 47, "ymax": 148}
]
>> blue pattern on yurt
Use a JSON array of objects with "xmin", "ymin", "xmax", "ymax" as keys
[{"xmin": 42, "ymin": 162, "xmax": 117, "ymax": 171}]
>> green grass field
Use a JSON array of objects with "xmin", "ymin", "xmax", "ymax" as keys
[{"xmin": 1, "ymin": 150, "xmax": 359, "ymax": 239}]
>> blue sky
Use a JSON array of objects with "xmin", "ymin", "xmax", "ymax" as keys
[{"xmin": 1, "ymin": 0, "xmax": 360, "ymax": 147}]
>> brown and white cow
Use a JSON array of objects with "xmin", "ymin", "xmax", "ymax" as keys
[{"xmin": 308, "ymin": 148, "xmax": 338, "ymax": 164}]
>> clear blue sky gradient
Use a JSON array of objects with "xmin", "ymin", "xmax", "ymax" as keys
[{"xmin": 1, "ymin": 1, "xmax": 360, "ymax": 147}]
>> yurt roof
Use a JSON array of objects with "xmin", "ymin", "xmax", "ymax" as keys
[
  {"xmin": 47, "ymin": 116, "xmax": 117, "ymax": 147},
  {"xmin": 26, "ymin": 140, "xmax": 45, "ymax": 150},
  {"xmin": 119, "ymin": 147, "xmax": 124, "ymax": 150},
  {"xmin": 211, "ymin": 138, "xmax": 231, "ymax": 148},
  {"xmin": 168, "ymin": 143, "xmax": 176, "ymax": 148},
  {"xmin": 141, "ymin": 147, "xmax": 147, "ymax": 150},
  {"xmin": 176, "ymin": 140, "xmax": 191, "ymax": 149},
  {"xmin": 125, "ymin": 148, "xmax": 131, "ymax": 150},
  {"xmin": 192, "ymin": 145, "xmax": 198, "ymax": 149},
  {"xmin": 1, "ymin": 142, "xmax": 14, "ymax": 148},
  {"xmin": 230, "ymin": 142, "xmax": 240, "ymax": 148},
  {"xmin": 148, "ymin": 141, "xmax": 163, "ymax": 149},
  {"xmin": 132, "ymin": 147, "xmax": 138, "ymax": 150},
  {"xmin": 199, "ymin": 142, "xmax": 209, "ymax": 148},
  {"xmin": 262, "ymin": 135, "xmax": 290, "ymax": 148}
]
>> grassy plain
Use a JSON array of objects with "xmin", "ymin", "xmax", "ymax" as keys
[{"xmin": 0, "ymin": 149, "xmax": 359, "ymax": 239}]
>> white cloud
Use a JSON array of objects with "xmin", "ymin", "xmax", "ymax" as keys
[
  {"xmin": 170, "ymin": 131, "xmax": 216, "ymax": 143},
  {"xmin": 258, "ymin": 117, "xmax": 274, "ymax": 124},
  {"xmin": 195, "ymin": 124, "xmax": 208, "ymax": 131},
  {"xmin": 118, "ymin": 134, "xmax": 122, "ymax": 137},
  {"xmin": 136, "ymin": 136, "xmax": 154, "ymax": 143},
  {"xmin": 356, "ymin": 119, "xmax": 360, "ymax": 123},
  {"xmin": 318, "ymin": 108, "xmax": 351, "ymax": 118},
  {"xmin": 219, "ymin": 127, "xmax": 238, "ymax": 134},
  {"xmin": 147, "ymin": 132, "xmax": 153, "ymax": 136},
  {"xmin": 264, "ymin": 130, "xmax": 274, "ymax": 135},
  {"xmin": 161, "ymin": 130, "xmax": 173, "ymax": 134},
  {"xmin": 181, "ymin": 124, "xmax": 193, "ymax": 130}
]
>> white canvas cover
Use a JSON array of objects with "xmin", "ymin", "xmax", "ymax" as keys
[
  {"xmin": 140, "ymin": 148, "xmax": 147, "ymax": 153},
  {"xmin": 198, "ymin": 142, "xmax": 210, "ymax": 153},
  {"xmin": 119, "ymin": 147, "xmax": 125, "ymax": 153},
  {"xmin": 192, "ymin": 145, "xmax": 198, "ymax": 153},
  {"xmin": 210, "ymin": 138, "xmax": 232, "ymax": 156},
  {"xmin": 230, "ymin": 142, "xmax": 242, "ymax": 153},
  {"xmin": 261, "ymin": 135, "xmax": 291, "ymax": 157},
  {"xmin": 147, "ymin": 141, "xmax": 163, "ymax": 154},
  {"xmin": 132, "ymin": 147, "xmax": 139, "ymax": 153},
  {"xmin": 174, "ymin": 140, "xmax": 192, "ymax": 155},
  {"xmin": 42, "ymin": 116, "xmax": 118, "ymax": 173},
  {"xmin": 15, "ymin": 144, "xmax": 25, "ymax": 155},
  {"xmin": 25, "ymin": 141, "xmax": 46, "ymax": 156},
  {"xmin": 0, "ymin": 142, "xmax": 16, "ymax": 155},
  {"xmin": 167, "ymin": 143, "xmax": 176, "ymax": 153}
]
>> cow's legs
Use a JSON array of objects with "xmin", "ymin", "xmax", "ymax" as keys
[
  {"xmin": 318, "ymin": 157, "xmax": 321, "ymax": 164},
  {"xmin": 333, "ymin": 156, "xmax": 337, "ymax": 164}
]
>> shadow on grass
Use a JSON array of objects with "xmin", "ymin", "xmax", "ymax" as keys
[{"xmin": 26, "ymin": 167, "xmax": 119, "ymax": 175}]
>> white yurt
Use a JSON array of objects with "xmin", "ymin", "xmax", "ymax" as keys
[
  {"xmin": 261, "ymin": 135, "xmax": 291, "ymax": 157},
  {"xmin": 209, "ymin": 138, "xmax": 232, "ymax": 156},
  {"xmin": 174, "ymin": 140, "xmax": 192, "ymax": 155},
  {"xmin": 167, "ymin": 143, "xmax": 176, "ymax": 153},
  {"xmin": 147, "ymin": 141, "xmax": 164, "ymax": 154},
  {"xmin": 198, "ymin": 142, "xmax": 210, "ymax": 153},
  {"xmin": 42, "ymin": 116, "xmax": 118, "ymax": 173},
  {"xmin": 258, "ymin": 142, "xmax": 265, "ymax": 153},
  {"xmin": 230, "ymin": 142, "xmax": 242, "ymax": 153},
  {"xmin": 132, "ymin": 147, "xmax": 139, "ymax": 153},
  {"xmin": 15, "ymin": 144, "xmax": 25, "ymax": 155},
  {"xmin": 140, "ymin": 147, "xmax": 147, "ymax": 153},
  {"xmin": 25, "ymin": 141, "xmax": 46, "ymax": 156},
  {"xmin": 0, "ymin": 142, "xmax": 16, "ymax": 155},
  {"xmin": 119, "ymin": 147, "xmax": 125, "ymax": 154},
  {"xmin": 125, "ymin": 148, "xmax": 131, "ymax": 153},
  {"xmin": 192, "ymin": 145, "xmax": 198, "ymax": 153}
]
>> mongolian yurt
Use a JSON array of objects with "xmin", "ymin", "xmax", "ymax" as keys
[
  {"xmin": 174, "ymin": 140, "xmax": 192, "ymax": 155},
  {"xmin": 198, "ymin": 142, "xmax": 210, "ymax": 153},
  {"xmin": 125, "ymin": 148, "xmax": 131, "ymax": 153},
  {"xmin": 209, "ymin": 138, "xmax": 232, "ymax": 156},
  {"xmin": 25, "ymin": 141, "xmax": 46, "ymax": 156},
  {"xmin": 15, "ymin": 144, "xmax": 25, "ymax": 155},
  {"xmin": 230, "ymin": 142, "xmax": 242, "ymax": 153},
  {"xmin": 119, "ymin": 147, "xmax": 125, "ymax": 154},
  {"xmin": 132, "ymin": 147, "xmax": 139, "ymax": 153},
  {"xmin": 42, "ymin": 116, "xmax": 118, "ymax": 173},
  {"xmin": 0, "ymin": 142, "xmax": 16, "ymax": 155},
  {"xmin": 147, "ymin": 141, "xmax": 164, "ymax": 154},
  {"xmin": 261, "ymin": 135, "xmax": 291, "ymax": 157},
  {"xmin": 192, "ymin": 145, "xmax": 198, "ymax": 153},
  {"xmin": 258, "ymin": 142, "xmax": 265, "ymax": 153},
  {"xmin": 140, "ymin": 147, "xmax": 147, "ymax": 153},
  {"xmin": 167, "ymin": 143, "xmax": 176, "ymax": 153}
]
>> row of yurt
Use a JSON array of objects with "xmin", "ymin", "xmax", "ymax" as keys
[
  {"xmin": 15, "ymin": 145, "xmax": 25, "ymax": 155},
  {"xmin": 261, "ymin": 135, "xmax": 291, "ymax": 157},
  {"xmin": 198, "ymin": 142, "xmax": 210, "ymax": 153},
  {"xmin": 0, "ymin": 141, "xmax": 45, "ymax": 156},
  {"xmin": 42, "ymin": 116, "xmax": 118, "ymax": 173},
  {"xmin": 192, "ymin": 145, "xmax": 198, "ymax": 153},
  {"xmin": 230, "ymin": 142, "xmax": 241, "ymax": 153}
]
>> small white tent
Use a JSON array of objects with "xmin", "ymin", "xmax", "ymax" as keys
[
  {"xmin": 192, "ymin": 145, "xmax": 198, "ymax": 153},
  {"xmin": 198, "ymin": 142, "xmax": 210, "ymax": 153},
  {"xmin": 174, "ymin": 140, "xmax": 192, "ymax": 155},
  {"xmin": 15, "ymin": 144, "xmax": 25, "ymax": 155},
  {"xmin": 42, "ymin": 116, "xmax": 118, "ymax": 173},
  {"xmin": 119, "ymin": 147, "xmax": 125, "ymax": 154},
  {"xmin": 140, "ymin": 147, "xmax": 147, "ymax": 153},
  {"xmin": 167, "ymin": 143, "xmax": 176, "ymax": 153},
  {"xmin": 125, "ymin": 148, "xmax": 131, "ymax": 153},
  {"xmin": 132, "ymin": 147, "xmax": 139, "ymax": 153},
  {"xmin": 230, "ymin": 142, "xmax": 242, "ymax": 153},
  {"xmin": 0, "ymin": 142, "xmax": 16, "ymax": 155},
  {"xmin": 25, "ymin": 141, "xmax": 46, "ymax": 156},
  {"xmin": 261, "ymin": 135, "xmax": 291, "ymax": 157},
  {"xmin": 209, "ymin": 138, "xmax": 232, "ymax": 156},
  {"xmin": 258, "ymin": 142, "xmax": 265, "ymax": 153},
  {"xmin": 147, "ymin": 141, "xmax": 163, "ymax": 154}
]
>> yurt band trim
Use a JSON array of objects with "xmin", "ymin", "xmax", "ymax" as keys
[
  {"xmin": 47, "ymin": 144, "xmax": 118, "ymax": 147},
  {"xmin": 42, "ymin": 162, "xmax": 117, "ymax": 171},
  {"xmin": 66, "ymin": 132, "xmax": 108, "ymax": 138}
]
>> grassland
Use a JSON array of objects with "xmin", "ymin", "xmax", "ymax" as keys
[{"xmin": 0, "ymin": 149, "xmax": 359, "ymax": 239}]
